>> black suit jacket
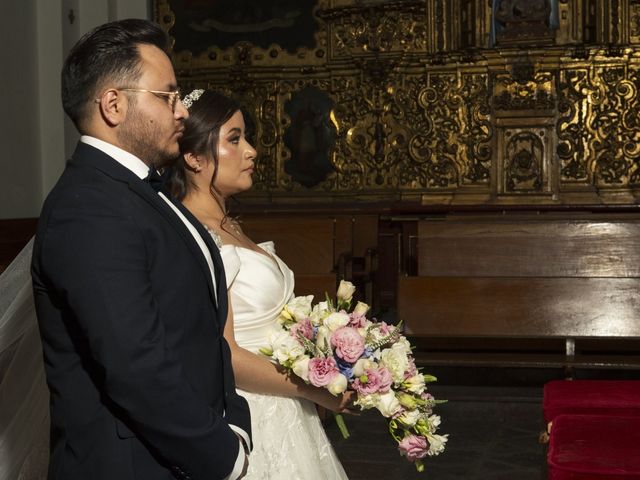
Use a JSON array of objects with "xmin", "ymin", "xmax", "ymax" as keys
[{"xmin": 31, "ymin": 142, "xmax": 251, "ymax": 480}]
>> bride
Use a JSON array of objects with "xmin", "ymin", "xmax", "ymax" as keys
[{"xmin": 168, "ymin": 89, "xmax": 351, "ymax": 479}]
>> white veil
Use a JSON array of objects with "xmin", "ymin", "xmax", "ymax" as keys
[{"xmin": 0, "ymin": 239, "xmax": 49, "ymax": 480}]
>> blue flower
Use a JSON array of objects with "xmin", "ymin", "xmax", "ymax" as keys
[{"xmin": 335, "ymin": 356, "xmax": 355, "ymax": 379}]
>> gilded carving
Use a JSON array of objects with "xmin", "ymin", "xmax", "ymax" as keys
[
  {"xmin": 631, "ymin": 2, "xmax": 640, "ymax": 43},
  {"xmin": 155, "ymin": 0, "xmax": 640, "ymax": 205},
  {"xmin": 504, "ymin": 131, "xmax": 544, "ymax": 191},
  {"xmin": 332, "ymin": 74, "xmax": 412, "ymax": 189},
  {"xmin": 493, "ymin": 69, "xmax": 556, "ymax": 111},
  {"xmin": 556, "ymin": 69, "xmax": 590, "ymax": 182},
  {"xmin": 414, "ymin": 73, "xmax": 492, "ymax": 186},
  {"xmin": 558, "ymin": 63, "xmax": 640, "ymax": 187},
  {"xmin": 317, "ymin": 0, "xmax": 427, "ymax": 56}
]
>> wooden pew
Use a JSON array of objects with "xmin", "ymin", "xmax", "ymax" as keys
[
  {"xmin": 238, "ymin": 212, "xmax": 379, "ymax": 303},
  {"xmin": 239, "ymin": 215, "xmax": 338, "ymax": 301},
  {"xmin": 397, "ymin": 213, "xmax": 640, "ymax": 372}
]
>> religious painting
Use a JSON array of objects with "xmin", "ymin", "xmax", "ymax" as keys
[
  {"xmin": 157, "ymin": 0, "xmax": 319, "ymax": 56},
  {"xmin": 283, "ymin": 87, "xmax": 337, "ymax": 188},
  {"xmin": 490, "ymin": 0, "xmax": 559, "ymax": 46}
]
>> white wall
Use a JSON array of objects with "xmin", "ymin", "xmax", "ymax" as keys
[
  {"xmin": 0, "ymin": 0, "xmax": 149, "ymax": 219},
  {"xmin": 1, "ymin": 0, "xmax": 42, "ymax": 219}
]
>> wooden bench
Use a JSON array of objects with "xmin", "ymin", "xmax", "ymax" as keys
[
  {"xmin": 397, "ymin": 213, "xmax": 640, "ymax": 373},
  {"xmin": 240, "ymin": 212, "xmax": 379, "ymax": 304}
]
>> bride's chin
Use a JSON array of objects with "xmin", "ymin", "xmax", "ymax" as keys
[{"xmin": 241, "ymin": 179, "xmax": 253, "ymax": 191}]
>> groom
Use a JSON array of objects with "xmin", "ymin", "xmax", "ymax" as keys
[{"xmin": 31, "ymin": 19, "xmax": 251, "ymax": 480}]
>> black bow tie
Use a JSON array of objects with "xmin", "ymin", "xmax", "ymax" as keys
[{"xmin": 145, "ymin": 168, "xmax": 167, "ymax": 193}]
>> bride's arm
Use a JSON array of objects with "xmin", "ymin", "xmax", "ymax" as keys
[{"xmin": 223, "ymin": 294, "xmax": 354, "ymax": 413}]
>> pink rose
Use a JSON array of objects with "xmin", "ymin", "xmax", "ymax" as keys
[
  {"xmin": 308, "ymin": 357, "xmax": 339, "ymax": 387},
  {"xmin": 290, "ymin": 318, "xmax": 314, "ymax": 340},
  {"xmin": 353, "ymin": 367, "xmax": 393, "ymax": 394},
  {"xmin": 398, "ymin": 434, "xmax": 429, "ymax": 461},
  {"xmin": 404, "ymin": 358, "xmax": 418, "ymax": 378},
  {"xmin": 331, "ymin": 327, "xmax": 365, "ymax": 363},
  {"xmin": 379, "ymin": 321, "xmax": 393, "ymax": 335},
  {"xmin": 348, "ymin": 312, "xmax": 368, "ymax": 328},
  {"xmin": 421, "ymin": 392, "xmax": 435, "ymax": 414}
]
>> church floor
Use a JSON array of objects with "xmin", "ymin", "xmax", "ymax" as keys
[{"xmin": 325, "ymin": 372, "xmax": 548, "ymax": 480}]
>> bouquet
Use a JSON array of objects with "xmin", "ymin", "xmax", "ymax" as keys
[{"xmin": 260, "ymin": 280, "xmax": 448, "ymax": 472}]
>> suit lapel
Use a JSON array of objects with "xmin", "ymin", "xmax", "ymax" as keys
[
  {"xmin": 70, "ymin": 143, "xmax": 219, "ymax": 307},
  {"xmin": 169, "ymin": 198, "xmax": 228, "ymax": 319}
]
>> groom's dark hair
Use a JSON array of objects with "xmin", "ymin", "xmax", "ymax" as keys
[{"xmin": 61, "ymin": 19, "xmax": 169, "ymax": 131}]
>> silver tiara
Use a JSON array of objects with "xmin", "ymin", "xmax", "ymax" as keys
[{"xmin": 182, "ymin": 89, "xmax": 204, "ymax": 110}]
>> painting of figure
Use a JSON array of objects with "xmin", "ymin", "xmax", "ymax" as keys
[
  {"xmin": 163, "ymin": 0, "xmax": 318, "ymax": 54},
  {"xmin": 284, "ymin": 87, "xmax": 337, "ymax": 188}
]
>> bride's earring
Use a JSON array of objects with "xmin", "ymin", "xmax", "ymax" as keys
[{"xmin": 184, "ymin": 153, "xmax": 202, "ymax": 173}]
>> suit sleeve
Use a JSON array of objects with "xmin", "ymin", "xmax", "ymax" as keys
[{"xmin": 38, "ymin": 187, "xmax": 241, "ymax": 479}]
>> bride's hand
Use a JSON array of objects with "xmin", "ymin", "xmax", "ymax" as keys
[{"xmin": 307, "ymin": 387, "xmax": 359, "ymax": 414}]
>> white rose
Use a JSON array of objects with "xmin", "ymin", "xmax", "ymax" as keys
[
  {"xmin": 286, "ymin": 295, "xmax": 314, "ymax": 321},
  {"xmin": 269, "ymin": 330, "xmax": 305, "ymax": 364},
  {"xmin": 315, "ymin": 325, "xmax": 331, "ymax": 352},
  {"xmin": 354, "ymin": 393, "xmax": 379, "ymax": 409},
  {"xmin": 397, "ymin": 336, "xmax": 413, "ymax": 354},
  {"xmin": 353, "ymin": 301, "xmax": 370, "ymax": 316},
  {"xmin": 323, "ymin": 311, "xmax": 350, "ymax": 332},
  {"xmin": 375, "ymin": 390, "xmax": 402, "ymax": 417},
  {"xmin": 427, "ymin": 434, "xmax": 448, "ymax": 455},
  {"xmin": 353, "ymin": 358, "xmax": 378, "ymax": 377},
  {"xmin": 369, "ymin": 348, "xmax": 382, "ymax": 361},
  {"xmin": 292, "ymin": 355, "xmax": 310, "ymax": 382},
  {"xmin": 315, "ymin": 300, "xmax": 329, "ymax": 312},
  {"xmin": 327, "ymin": 373, "xmax": 348, "ymax": 395},
  {"xmin": 397, "ymin": 409, "xmax": 422, "ymax": 427},
  {"xmin": 309, "ymin": 301, "xmax": 330, "ymax": 325},
  {"xmin": 379, "ymin": 343, "xmax": 410, "ymax": 383},
  {"xmin": 403, "ymin": 374, "xmax": 426, "ymax": 394},
  {"xmin": 428, "ymin": 414, "xmax": 442, "ymax": 429},
  {"xmin": 336, "ymin": 280, "xmax": 356, "ymax": 302}
]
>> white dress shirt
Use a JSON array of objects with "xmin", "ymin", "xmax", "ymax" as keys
[{"xmin": 80, "ymin": 136, "xmax": 249, "ymax": 480}]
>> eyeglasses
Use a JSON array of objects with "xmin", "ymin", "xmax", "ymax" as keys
[{"xmin": 119, "ymin": 88, "xmax": 182, "ymax": 112}]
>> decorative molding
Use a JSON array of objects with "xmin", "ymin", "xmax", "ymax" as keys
[{"xmin": 155, "ymin": 0, "xmax": 640, "ymax": 206}]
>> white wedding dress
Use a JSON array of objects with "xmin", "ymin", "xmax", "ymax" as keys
[{"xmin": 216, "ymin": 238, "xmax": 348, "ymax": 480}]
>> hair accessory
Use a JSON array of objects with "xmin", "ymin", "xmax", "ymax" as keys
[{"xmin": 182, "ymin": 89, "xmax": 204, "ymax": 110}]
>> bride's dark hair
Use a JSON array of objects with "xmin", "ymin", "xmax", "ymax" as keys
[{"xmin": 170, "ymin": 90, "xmax": 240, "ymax": 204}]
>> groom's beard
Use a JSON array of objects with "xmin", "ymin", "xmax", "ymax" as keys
[{"xmin": 118, "ymin": 106, "xmax": 181, "ymax": 168}]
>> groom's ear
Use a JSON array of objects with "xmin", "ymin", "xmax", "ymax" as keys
[{"xmin": 95, "ymin": 89, "xmax": 126, "ymax": 127}]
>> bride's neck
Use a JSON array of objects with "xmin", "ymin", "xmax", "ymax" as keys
[{"xmin": 183, "ymin": 189, "xmax": 228, "ymax": 226}]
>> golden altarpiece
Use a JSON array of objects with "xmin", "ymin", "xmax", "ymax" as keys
[
  {"xmin": 155, "ymin": 0, "xmax": 640, "ymax": 206},
  {"xmin": 153, "ymin": 1, "xmax": 640, "ymax": 330}
]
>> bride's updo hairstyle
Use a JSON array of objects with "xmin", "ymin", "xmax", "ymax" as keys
[{"xmin": 170, "ymin": 89, "xmax": 240, "ymax": 201}]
